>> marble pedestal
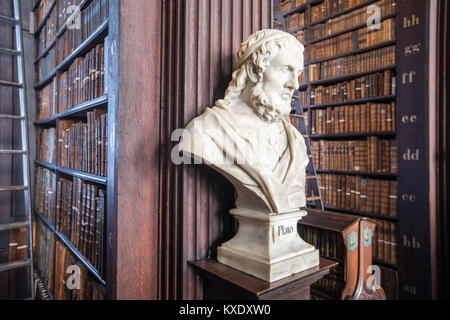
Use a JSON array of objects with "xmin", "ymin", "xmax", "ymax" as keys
[{"xmin": 217, "ymin": 208, "xmax": 319, "ymax": 282}]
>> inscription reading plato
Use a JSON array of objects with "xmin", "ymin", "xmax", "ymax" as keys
[{"xmin": 278, "ymin": 225, "xmax": 294, "ymax": 236}]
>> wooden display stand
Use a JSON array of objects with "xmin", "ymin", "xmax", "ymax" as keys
[
  {"xmin": 299, "ymin": 209, "xmax": 386, "ymax": 300},
  {"xmin": 189, "ymin": 258, "xmax": 337, "ymax": 300}
]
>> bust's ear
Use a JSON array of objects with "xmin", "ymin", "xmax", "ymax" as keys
[{"xmin": 245, "ymin": 61, "xmax": 260, "ymax": 84}]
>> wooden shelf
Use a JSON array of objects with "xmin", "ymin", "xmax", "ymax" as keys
[
  {"xmin": 299, "ymin": 65, "xmax": 396, "ymax": 88},
  {"xmin": 35, "ymin": 37, "xmax": 57, "ymax": 63},
  {"xmin": 373, "ymin": 258, "xmax": 398, "ymax": 270},
  {"xmin": 34, "ymin": 210, "xmax": 106, "ymax": 286},
  {"xmin": 323, "ymin": 205, "xmax": 398, "ymax": 222},
  {"xmin": 304, "ymin": 95, "xmax": 396, "ymax": 110},
  {"xmin": 306, "ymin": 40, "xmax": 397, "ymax": 66},
  {"xmin": 34, "ymin": 95, "xmax": 108, "ymax": 126},
  {"xmin": 288, "ymin": 25, "xmax": 308, "ymax": 34},
  {"xmin": 282, "ymin": 3, "xmax": 308, "ymax": 17},
  {"xmin": 34, "ymin": 160, "xmax": 107, "ymax": 185},
  {"xmin": 34, "ymin": 68, "xmax": 57, "ymax": 90},
  {"xmin": 315, "ymin": 169, "xmax": 397, "ymax": 179},
  {"xmin": 309, "ymin": 131, "xmax": 397, "ymax": 139}
]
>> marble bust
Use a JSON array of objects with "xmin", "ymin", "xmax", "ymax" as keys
[
  {"xmin": 179, "ymin": 29, "xmax": 309, "ymax": 214},
  {"xmin": 179, "ymin": 29, "xmax": 319, "ymax": 282}
]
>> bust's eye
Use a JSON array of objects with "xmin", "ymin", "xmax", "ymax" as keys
[{"xmin": 280, "ymin": 66, "xmax": 290, "ymax": 72}]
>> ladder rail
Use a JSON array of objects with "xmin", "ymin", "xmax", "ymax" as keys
[{"xmin": 13, "ymin": 0, "xmax": 34, "ymax": 300}]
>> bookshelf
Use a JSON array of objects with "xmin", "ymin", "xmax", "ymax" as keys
[
  {"xmin": 276, "ymin": 0, "xmax": 436, "ymax": 299},
  {"xmin": 31, "ymin": 0, "xmax": 109, "ymax": 300}
]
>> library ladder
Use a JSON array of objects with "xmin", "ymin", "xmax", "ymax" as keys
[
  {"xmin": 291, "ymin": 90, "xmax": 324, "ymax": 211},
  {"xmin": 0, "ymin": 0, "xmax": 34, "ymax": 299}
]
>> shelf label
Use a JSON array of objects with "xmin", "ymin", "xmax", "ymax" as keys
[
  {"xmin": 404, "ymin": 43, "xmax": 422, "ymax": 56},
  {"xmin": 402, "ymin": 235, "xmax": 421, "ymax": 249},
  {"xmin": 402, "ymin": 149, "xmax": 420, "ymax": 161},
  {"xmin": 403, "ymin": 284, "xmax": 417, "ymax": 295},
  {"xmin": 401, "ymin": 114, "xmax": 418, "ymax": 124},
  {"xmin": 401, "ymin": 194, "xmax": 416, "ymax": 202},
  {"xmin": 403, "ymin": 14, "xmax": 420, "ymax": 29},
  {"xmin": 401, "ymin": 71, "xmax": 416, "ymax": 84}
]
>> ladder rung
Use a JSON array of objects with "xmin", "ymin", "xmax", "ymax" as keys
[
  {"xmin": 306, "ymin": 175, "xmax": 317, "ymax": 179},
  {"xmin": 0, "ymin": 186, "xmax": 28, "ymax": 192},
  {"xmin": 0, "ymin": 80, "xmax": 23, "ymax": 87},
  {"xmin": 0, "ymin": 114, "xmax": 24, "ymax": 120},
  {"xmin": 306, "ymin": 196, "xmax": 321, "ymax": 201},
  {"xmin": 0, "ymin": 220, "xmax": 29, "ymax": 231},
  {"xmin": 0, "ymin": 259, "xmax": 31, "ymax": 273},
  {"xmin": 0, "ymin": 47, "xmax": 20, "ymax": 56},
  {"xmin": 0, "ymin": 14, "xmax": 18, "ymax": 25},
  {"xmin": 0, "ymin": 149, "xmax": 26, "ymax": 154}
]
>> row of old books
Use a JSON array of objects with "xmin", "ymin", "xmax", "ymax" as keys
[
  {"xmin": 373, "ymin": 218, "xmax": 397, "ymax": 265},
  {"xmin": 309, "ymin": 0, "xmax": 397, "ymax": 41},
  {"xmin": 33, "ymin": 220, "xmax": 105, "ymax": 300},
  {"xmin": 57, "ymin": 0, "xmax": 83, "ymax": 30},
  {"xmin": 36, "ymin": 47, "xmax": 58, "ymax": 83},
  {"xmin": 59, "ymin": 43, "xmax": 106, "ymax": 113},
  {"xmin": 284, "ymin": 11, "xmax": 306, "ymax": 31},
  {"xmin": 306, "ymin": 45, "xmax": 396, "ymax": 82},
  {"xmin": 317, "ymin": 173, "xmax": 398, "ymax": 217},
  {"xmin": 37, "ymin": 2, "xmax": 58, "ymax": 56},
  {"xmin": 34, "ymin": 167, "xmax": 57, "ymax": 222},
  {"xmin": 380, "ymin": 265, "xmax": 398, "ymax": 300},
  {"xmin": 33, "ymin": 220, "xmax": 54, "ymax": 289},
  {"xmin": 36, "ymin": 78, "xmax": 57, "ymax": 120},
  {"xmin": 53, "ymin": 240, "xmax": 105, "ymax": 299},
  {"xmin": 58, "ymin": 111, "xmax": 108, "ymax": 177},
  {"xmin": 308, "ymin": 102, "xmax": 396, "ymax": 135},
  {"xmin": 35, "ymin": 0, "xmax": 108, "ymax": 83},
  {"xmin": 0, "ymin": 228, "xmax": 28, "ymax": 264},
  {"xmin": 298, "ymin": 226, "xmax": 347, "ymax": 262},
  {"xmin": 56, "ymin": 0, "xmax": 108, "ymax": 65},
  {"xmin": 308, "ymin": 18, "xmax": 395, "ymax": 62},
  {"xmin": 37, "ymin": 127, "xmax": 57, "ymax": 164},
  {"xmin": 35, "ymin": 0, "xmax": 55, "ymax": 30},
  {"xmin": 36, "ymin": 42, "xmax": 105, "ymax": 121},
  {"xmin": 279, "ymin": 0, "xmax": 307, "ymax": 14},
  {"xmin": 310, "ymin": 0, "xmax": 373, "ymax": 24},
  {"xmin": 311, "ymin": 138, "xmax": 397, "ymax": 173},
  {"xmin": 309, "ymin": 71, "xmax": 396, "ymax": 105},
  {"xmin": 312, "ymin": 276, "xmax": 346, "ymax": 299},
  {"xmin": 55, "ymin": 176, "xmax": 105, "ymax": 275}
]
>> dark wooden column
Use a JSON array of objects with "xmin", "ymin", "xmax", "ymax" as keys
[
  {"xmin": 108, "ymin": 0, "xmax": 163, "ymax": 300},
  {"xmin": 160, "ymin": 0, "xmax": 272, "ymax": 300}
]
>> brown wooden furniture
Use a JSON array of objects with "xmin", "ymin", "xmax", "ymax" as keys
[
  {"xmin": 189, "ymin": 258, "xmax": 337, "ymax": 300},
  {"xmin": 299, "ymin": 208, "xmax": 386, "ymax": 300}
]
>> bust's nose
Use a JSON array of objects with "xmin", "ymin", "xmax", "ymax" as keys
[{"xmin": 286, "ymin": 73, "xmax": 299, "ymax": 91}]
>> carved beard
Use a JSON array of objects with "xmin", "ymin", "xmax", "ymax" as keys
[{"xmin": 250, "ymin": 81, "xmax": 292, "ymax": 123}]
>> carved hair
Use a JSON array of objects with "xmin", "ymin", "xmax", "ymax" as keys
[{"xmin": 216, "ymin": 29, "xmax": 304, "ymax": 110}]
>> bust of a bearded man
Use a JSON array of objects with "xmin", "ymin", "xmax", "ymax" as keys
[{"xmin": 179, "ymin": 29, "xmax": 309, "ymax": 215}]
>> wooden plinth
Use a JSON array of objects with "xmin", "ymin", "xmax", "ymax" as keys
[{"xmin": 189, "ymin": 258, "xmax": 338, "ymax": 300}]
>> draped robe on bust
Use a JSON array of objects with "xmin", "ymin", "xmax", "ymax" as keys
[{"xmin": 179, "ymin": 103, "xmax": 310, "ymax": 214}]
